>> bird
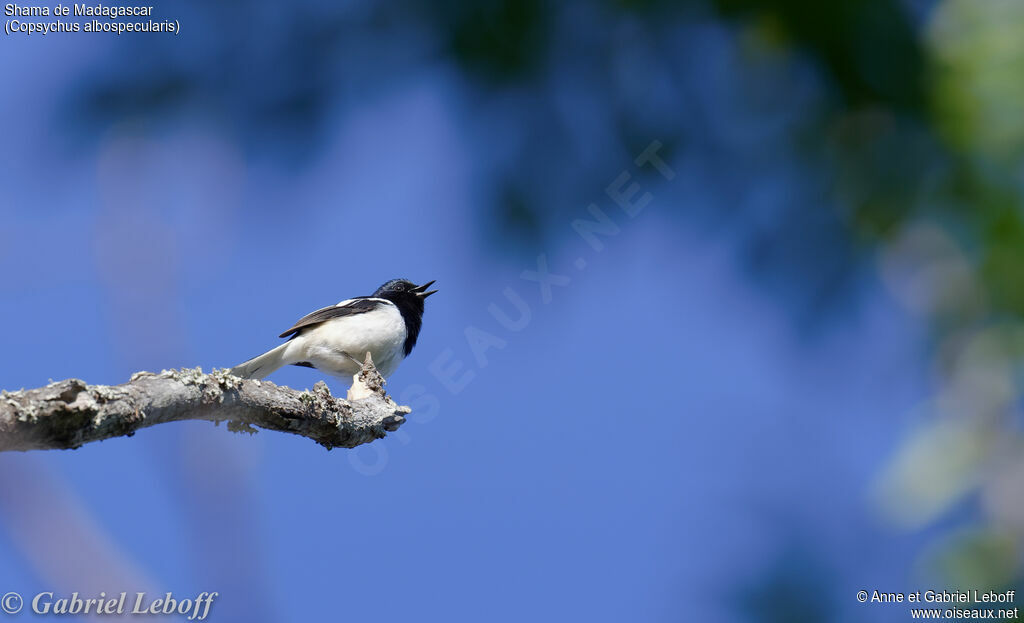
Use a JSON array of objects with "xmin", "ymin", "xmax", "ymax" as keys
[{"xmin": 229, "ymin": 278, "xmax": 437, "ymax": 382}]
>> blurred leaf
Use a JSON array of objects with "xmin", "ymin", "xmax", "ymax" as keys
[
  {"xmin": 927, "ymin": 0, "xmax": 1024, "ymax": 163},
  {"xmin": 923, "ymin": 529, "xmax": 1020, "ymax": 590},
  {"xmin": 711, "ymin": 0, "xmax": 926, "ymax": 111},
  {"xmin": 874, "ymin": 418, "xmax": 993, "ymax": 529},
  {"xmin": 439, "ymin": 0, "xmax": 548, "ymax": 82}
]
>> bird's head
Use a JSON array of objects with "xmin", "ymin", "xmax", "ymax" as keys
[{"xmin": 374, "ymin": 279, "xmax": 437, "ymax": 312}]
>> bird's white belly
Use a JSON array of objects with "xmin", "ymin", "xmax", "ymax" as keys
[{"xmin": 290, "ymin": 306, "xmax": 407, "ymax": 379}]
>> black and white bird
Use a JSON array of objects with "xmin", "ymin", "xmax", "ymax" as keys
[{"xmin": 229, "ymin": 279, "xmax": 437, "ymax": 381}]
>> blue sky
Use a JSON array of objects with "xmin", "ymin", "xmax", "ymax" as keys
[{"xmin": 0, "ymin": 9, "xmax": 946, "ymax": 622}]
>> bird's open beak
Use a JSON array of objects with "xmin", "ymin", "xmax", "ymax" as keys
[{"xmin": 414, "ymin": 280, "xmax": 438, "ymax": 298}]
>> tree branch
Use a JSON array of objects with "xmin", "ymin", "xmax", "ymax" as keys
[{"xmin": 0, "ymin": 354, "xmax": 409, "ymax": 452}]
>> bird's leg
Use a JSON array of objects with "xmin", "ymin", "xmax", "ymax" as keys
[{"xmin": 339, "ymin": 351, "xmax": 365, "ymax": 368}]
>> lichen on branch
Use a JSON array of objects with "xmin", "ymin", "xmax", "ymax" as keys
[{"xmin": 0, "ymin": 354, "xmax": 408, "ymax": 452}]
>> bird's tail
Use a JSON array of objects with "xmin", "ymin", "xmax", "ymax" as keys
[{"xmin": 229, "ymin": 343, "xmax": 291, "ymax": 379}]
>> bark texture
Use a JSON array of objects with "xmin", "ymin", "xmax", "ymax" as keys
[{"xmin": 0, "ymin": 355, "xmax": 408, "ymax": 452}]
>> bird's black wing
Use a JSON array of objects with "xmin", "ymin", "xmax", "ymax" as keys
[{"xmin": 278, "ymin": 298, "xmax": 384, "ymax": 339}]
